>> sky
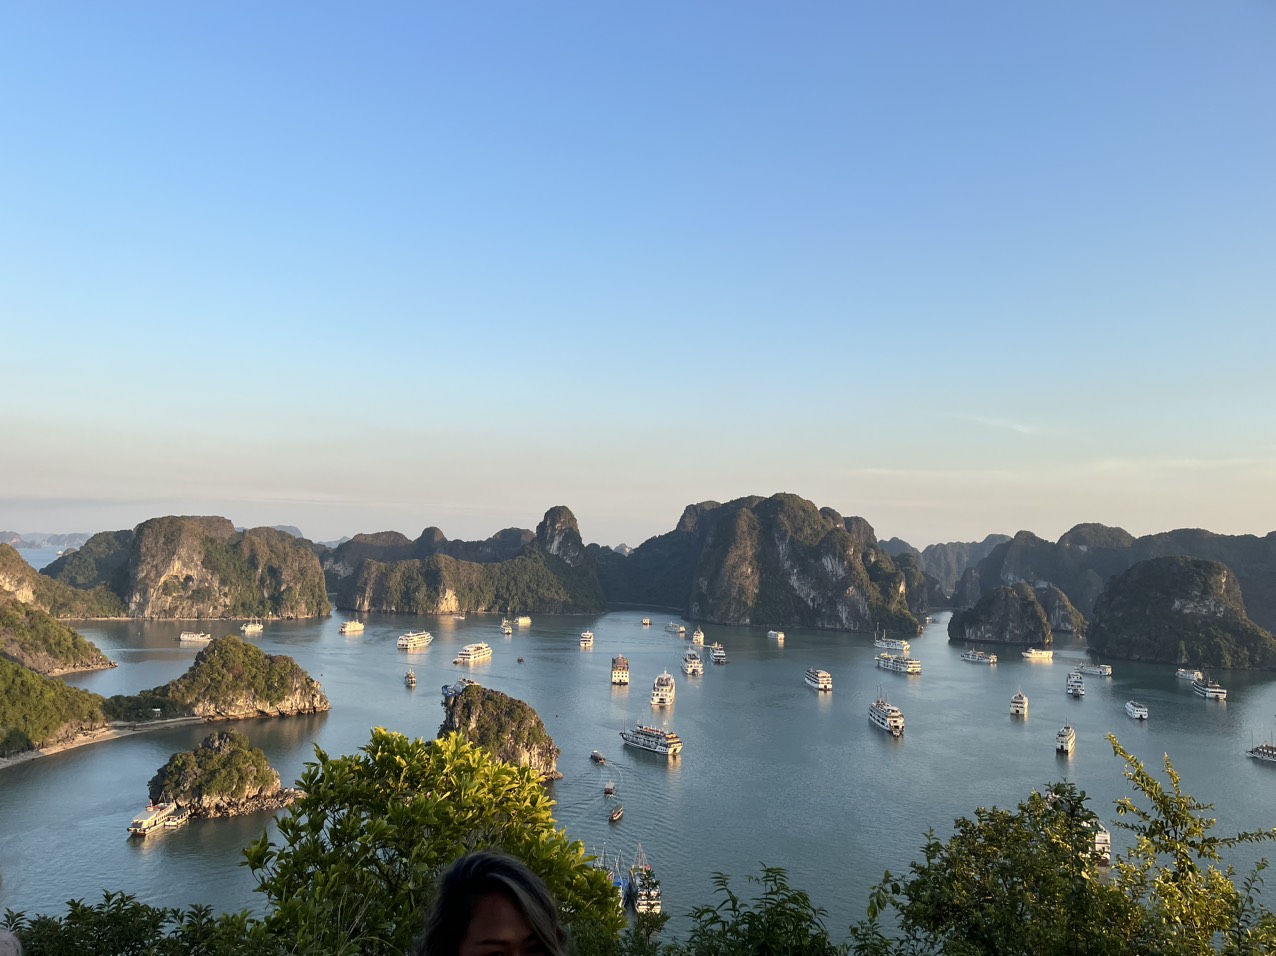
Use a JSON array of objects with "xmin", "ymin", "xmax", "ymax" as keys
[{"xmin": 3, "ymin": 2, "xmax": 1274, "ymax": 549}]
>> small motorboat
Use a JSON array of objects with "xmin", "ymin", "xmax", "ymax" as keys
[
  {"xmin": 609, "ymin": 805, "xmax": 624, "ymax": 823},
  {"xmin": 604, "ymin": 780, "xmax": 617, "ymax": 796},
  {"xmin": 517, "ymin": 657, "xmax": 525, "ymax": 663},
  {"xmin": 590, "ymin": 750, "xmax": 607, "ymax": 765}
]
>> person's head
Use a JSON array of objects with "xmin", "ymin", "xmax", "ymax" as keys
[
  {"xmin": 0, "ymin": 928, "xmax": 22, "ymax": 956},
  {"xmin": 415, "ymin": 851, "xmax": 568, "ymax": 956}
]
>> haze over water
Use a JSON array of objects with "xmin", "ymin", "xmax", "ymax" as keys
[{"xmin": 3, "ymin": 611, "xmax": 1276, "ymax": 934}]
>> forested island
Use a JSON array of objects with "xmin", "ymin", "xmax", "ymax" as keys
[
  {"xmin": 148, "ymin": 730, "xmax": 302, "ymax": 818},
  {"xmin": 438, "ymin": 683, "xmax": 560, "ymax": 780}
]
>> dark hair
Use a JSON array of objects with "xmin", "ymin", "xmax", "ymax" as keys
[{"xmin": 414, "ymin": 851, "xmax": 568, "ymax": 956}]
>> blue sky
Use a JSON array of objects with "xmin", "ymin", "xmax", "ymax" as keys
[{"xmin": 3, "ymin": 2, "xmax": 1274, "ymax": 548}]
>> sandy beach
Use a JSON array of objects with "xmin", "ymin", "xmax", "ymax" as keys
[{"xmin": 0, "ymin": 716, "xmax": 206, "ymax": 772}]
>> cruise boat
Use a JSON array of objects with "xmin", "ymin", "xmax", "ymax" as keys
[
  {"xmin": 710, "ymin": 642, "xmax": 727, "ymax": 664},
  {"xmin": 1125, "ymin": 700, "xmax": 1148, "ymax": 720},
  {"xmin": 501, "ymin": 623, "xmax": 513, "ymax": 635},
  {"xmin": 1091, "ymin": 822, "xmax": 1112, "ymax": 866},
  {"xmin": 178, "ymin": 631, "xmax": 212, "ymax": 644},
  {"xmin": 641, "ymin": 617, "xmax": 651, "ymax": 626},
  {"xmin": 1192, "ymin": 675, "xmax": 1227, "ymax": 700},
  {"xmin": 516, "ymin": 616, "xmax": 532, "ymax": 626},
  {"xmin": 442, "ymin": 677, "xmax": 478, "ymax": 699},
  {"xmin": 611, "ymin": 655, "xmax": 630, "ymax": 685},
  {"xmin": 664, "ymin": 621, "xmax": 682, "ymax": 633},
  {"xmin": 868, "ymin": 693, "xmax": 904, "ymax": 736},
  {"xmin": 691, "ymin": 627, "xmax": 705, "ymax": 645},
  {"xmin": 767, "ymin": 629, "xmax": 785, "ymax": 641},
  {"xmin": 1079, "ymin": 663, "xmax": 1113, "ymax": 677},
  {"xmin": 960, "ymin": 648, "xmax": 997, "ymax": 664},
  {"xmin": 1066, "ymin": 671, "xmax": 1085, "ymax": 697},
  {"xmin": 804, "ymin": 668, "xmax": 832, "ymax": 691},
  {"xmin": 1022, "ymin": 647, "xmax": 1054, "ymax": 662},
  {"xmin": 650, "ymin": 670, "xmax": 676, "ymax": 705},
  {"xmin": 163, "ymin": 806, "xmax": 192, "ymax": 829},
  {"xmin": 580, "ymin": 630, "xmax": 595, "ymax": 648},
  {"xmin": 875, "ymin": 637, "xmax": 911, "ymax": 654},
  {"xmin": 1176, "ymin": 667, "xmax": 1204, "ymax": 682},
  {"xmin": 875, "ymin": 652, "xmax": 922, "ymax": 674},
  {"xmin": 454, "ymin": 642, "xmax": 493, "ymax": 664},
  {"xmin": 619, "ymin": 722, "xmax": 683, "ymax": 756},
  {"xmin": 239, "ymin": 619, "xmax": 264, "ymax": 635},
  {"xmin": 404, "ymin": 669, "xmax": 416, "ymax": 687},
  {"xmin": 397, "ymin": 630, "xmax": 434, "ymax": 650},
  {"xmin": 1056, "ymin": 721, "xmax": 1077, "ymax": 754},
  {"xmin": 628, "ymin": 849, "xmax": 662, "ymax": 913},
  {"xmin": 339, "ymin": 620, "xmax": 365, "ymax": 635},
  {"xmin": 681, "ymin": 650, "xmax": 704, "ymax": 676},
  {"xmin": 1245, "ymin": 742, "xmax": 1276, "ymax": 764},
  {"xmin": 1010, "ymin": 690, "xmax": 1029, "ymax": 717},
  {"xmin": 128, "ymin": 801, "xmax": 178, "ymax": 835}
]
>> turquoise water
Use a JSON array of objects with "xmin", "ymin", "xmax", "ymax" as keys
[{"xmin": 3, "ymin": 611, "xmax": 1276, "ymax": 935}]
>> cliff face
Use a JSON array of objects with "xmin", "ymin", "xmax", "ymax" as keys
[
  {"xmin": 947, "ymin": 583, "xmax": 1054, "ymax": 647},
  {"xmin": 42, "ymin": 518, "xmax": 330, "ymax": 620},
  {"xmin": 438, "ymin": 685, "xmax": 560, "ymax": 780},
  {"xmin": 1087, "ymin": 557, "xmax": 1276, "ymax": 668},
  {"xmin": 0, "ymin": 543, "xmax": 127, "ymax": 618},
  {"xmin": 918, "ymin": 535, "xmax": 1013, "ymax": 596},
  {"xmin": 148, "ymin": 730, "xmax": 302, "ymax": 818},
  {"xmin": 322, "ymin": 527, "xmax": 534, "ymax": 583}
]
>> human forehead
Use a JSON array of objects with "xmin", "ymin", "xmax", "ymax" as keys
[{"xmin": 460, "ymin": 892, "xmax": 537, "ymax": 948}]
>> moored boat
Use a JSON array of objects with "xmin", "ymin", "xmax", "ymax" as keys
[
  {"xmin": 239, "ymin": 619, "xmax": 264, "ymax": 635},
  {"xmin": 960, "ymin": 648, "xmax": 997, "ymax": 664},
  {"xmin": 580, "ymin": 630, "xmax": 595, "ymax": 648},
  {"xmin": 339, "ymin": 620, "xmax": 364, "ymax": 635},
  {"xmin": 876, "ymin": 652, "xmax": 922, "ymax": 674},
  {"xmin": 611, "ymin": 655, "xmax": 631, "ymax": 685},
  {"xmin": 619, "ymin": 722, "xmax": 683, "ymax": 756},
  {"xmin": 875, "ymin": 637, "xmax": 911, "ymax": 654},
  {"xmin": 1246, "ymin": 742, "xmax": 1276, "ymax": 763},
  {"xmin": 178, "ymin": 631, "xmax": 212, "ymax": 644},
  {"xmin": 650, "ymin": 669, "xmax": 676, "ymax": 705},
  {"xmin": 1056, "ymin": 721, "xmax": 1076, "ymax": 754},
  {"xmin": 710, "ymin": 642, "xmax": 727, "ymax": 664},
  {"xmin": 1125, "ymin": 700, "xmax": 1148, "ymax": 720},
  {"xmin": 454, "ymin": 642, "xmax": 493, "ymax": 664},
  {"xmin": 128, "ymin": 801, "xmax": 178, "ymax": 835},
  {"xmin": 681, "ymin": 650, "xmax": 704, "ymax": 676},
  {"xmin": 1022, "ymin": 647, "xmax": 1053, "ymax": 662},
  {"xmin": 868, "ymin": 693, "xmax": 905, "ymax": 736},
  {"xmin": 516, "ymin": 616, "xmax": 532, "ymax": 626},
  {"xmin": 641, "ymin": 617, "xmax": 651, "ymax": 626},
  {"xmin": 1176, "ymin": 667, "xmax": 1203, "ymax": 682},
  {"xmin": 1078, "ymin": 663, "xmax": 1113, "ymax": 677},
  {"xmin": 397, "ymin": 630, "xmax": 434, "ymax": 650},
  {"xmin": 767, "ymin": 629, "xmax": 785, "ymax": 641},
  {"xmin": 691, "ymin": 627, "xmax": 705, "ymax": 645},
  {"xmin": 1192, "ymin": 675, "xmax": 1227, "ymax": 700},
  {"xmin": 804, "ymin": 667, "xmax": 832, "ymax": 691}
]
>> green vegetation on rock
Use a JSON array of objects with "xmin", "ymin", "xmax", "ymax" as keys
[
  {"xmin": 438, "ymin": 684, "xmax": 559, "ymax": 778},
  {"xmin": 0, "ymin": 657, "xmax": 107, "ymax": 757},
  {"xmin": 0, "ymin": 594, "xmax": 113, "ymax": 674},
  {"xmin": 149, "ymin": 730, "xmax": 281, "ymax": 806},
  {"xmin": 0, "ymin": 543, "xmax": 127, "ymax": 618}
]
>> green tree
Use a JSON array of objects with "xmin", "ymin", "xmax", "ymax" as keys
[{"xmin": 243, "ymin": 729, "xmax": 625, "ymax": 955}]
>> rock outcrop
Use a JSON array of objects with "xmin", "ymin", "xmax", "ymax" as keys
[
  {"xmin": 1087, "ymin": 557, "xmax": 1276, "ymax": 668},
  {"xmin": 148, "ymin": 730, "xmax": 302, "ymax": 818},
  {"xmin": 0, "ymin": 543, "xmax": 126, "ymax": 618},
  {"xmin": 0, "ymin": 595, "xmax": 115, "ymax": 675},
  {"xmin": 947, "ymin": 583, "xmax": 1054, "ymax": 647},
  {"xmin": 438, "ymin": 684, "xmax": 560, "ymax": 781}
]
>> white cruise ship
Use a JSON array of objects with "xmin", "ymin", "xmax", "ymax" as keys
[
  {"xmin": 1056, "ymin": 721, "xmax": 1076, "ymax": 754},
  {"xmin": 960, "ymin": 648, "xmax": 997, "ymax": 664},
  {"xmin": 1176, "ymin": 667, "xmax": 1203, "ymax": 682},
  {"xmin": 619, "ymin": 722, "xmax": 683, "ymax": 756},
  {"xmin": 804, "ymin": 668, "xmax": 832, "ymax": 691},
  {"xmin": 1021, "ymin": 647, "xmax": 1054, "ymax": 661},
  {"xmin": 442, "ymin": 677, "xmax": 478, "ymax": 699},
  {"xmin": 1078, "ymin": 663, "xmax": 1113, "ymax": 677},
  {"xmin": 691, "ymin": 627, "xmax": 705, "ymax": 645},
  {"xmin": 868, "ymin": 694, "xmax": 904, "ymax": 736},
  {"xmin": 650, "ymin": 670, "xmax": 676, "ymax": 706},
  {"xmin": 516, "ymin": 616, "xmax": 532, "ymax": 626},
  {"xmin": 874, "ymin": 637, "xmax": 911, "ymax": 654},
  {"xmin": 681, "ymin": 650, "xmax": 704, "ymax": 676},
  {"xmin": 767, "ymin": 629, "xmax": 785, "ymax": 641},
  {"xmin": 1010, "ymin": 690, "xmax": 1028, "ymax": 717},
  {"xmin": 128, "ymin": 802, "xmax": 178, "ymax": 835},
  {"xmin": 339, "ymin": 620, "xmax": 364, "ymax": 635},
  {"xmin": 1066, "ymin": 671, "xmax": 1085, "ymax": 697},
  {"xmin": 397, "ymin": 630, "xmax": 434, "ymax": 650},
  {"xmin": 453, "ymin": 642, "xmax": 493, "ymax": 664},
  {"xmin": 1192, "ymin": 675, "xmax": 1227, "ymax": 700},
  {"xmin": 664, "ymin": 621, "xmax": 685, "ymax": 633},
  {"xmin": 580, "ymin": 630, "xmax": 595, "ymax": 648},
  {"xmin": 611, "ymin": 655, "xmax": 630, "ymax": 685},
  {"xmin": 240, "ymin": 619, "xmax": 264, "ymax": 635},
  {"xmin": 875, "ymin": 652, "xmax": 922, "ymax": 674},
  {"xmin": 404, "ymin": 669, "xmax": 416, "ymax": 687},
  {"xmin": 178, "ymin": 631, "xmax": 212, "ymax": 644},
  {"xmin": 501, "ymin": 622, "xmax": 514, "ymax": 635},
  {"xmin": 1125, "ymin": 700, "xmax": 1149, "ymax": 720},
  {"xmin": 710, "ymin": 642, "xmax": 727, "ymax": 664}
]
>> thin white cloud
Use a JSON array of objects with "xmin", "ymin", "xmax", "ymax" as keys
[{"xmin": 946, "ymin": 414, "xmax": 1039, "ymax": 435}]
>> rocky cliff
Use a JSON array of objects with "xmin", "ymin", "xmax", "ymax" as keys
[
  {"xmin": 1087, "ymin": 557, "xmax": 1276, "ymax": 668},
  {"xmin": 104, "ymin": 635, "xmax": 330, "ymax": 721},
  {"xmin": 148, "ymin": 730, "xmax": 302, "ymax": 817},
  {"xmin": 321, "ymin": 526, "xmax": 534, "ymax": 584},
  {"xmin": 438, "ymin": 684, "xmax": 560, "ymax": 780},
  {"xmin": 42, "ymin": 517, "xmax": 330, "ymax": 620},
  {"xmin": 947, "ymin": 583, "xmax": 1055, "ymax": 647},
  {"xmin": 0, "ymin": 543, "xmax": 126, "ymax": 618},
  {"xmin": 0, "ymin": 595, "xmax": 114, "ymax": 675}
]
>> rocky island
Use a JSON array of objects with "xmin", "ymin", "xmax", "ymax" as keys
[
  {"xmin": 0, "ymin": 594, "xmax": 114, "ymax": 675},
  {"xmin": 438, "ymin": 684, "xmax": 560, "ymax": 780},
  {"xmin": 947, "ymin": 583, "xmax": 1085, "ymax": 647},
  {"xmin": 148, "ymin": 730, "xmax": 302, "ymax": 818},
  {"xmin": 0, "ymin": 657, "xmax": 108, "ymax": 758}
]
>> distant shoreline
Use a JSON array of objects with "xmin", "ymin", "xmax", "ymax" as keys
[{"xmin": 0, "ymin": 716, "xmax": 206, "ymax": 772}]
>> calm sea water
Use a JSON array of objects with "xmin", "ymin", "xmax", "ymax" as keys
[{"xmin": 3, "ymin": 611, "xmax": 1276, "ymax": 935}]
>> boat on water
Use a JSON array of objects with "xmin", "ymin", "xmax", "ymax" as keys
[
  {"xmin": 1022, "ymin": 647, "xmax": 1054, "ymax": 662},
  {"xmin": 501, "ymin": 623, "xmax": 514, "ymax": 635},
  {"xmin": 868, "ymin": 693, "xmax": 905, "ymax": 736},
  {"xmin": 1056, "ymin": 721, "xmax": 1077, "ymax": 754},
  {"xmin": 239, "ymin": 619, "xmax": 264, "ymax": 635},
  {"xmin": 404, "ymin": 669, "xmax": 416, "ymax": 687},
  {"xmin": 1066, "ymin": 672, "xmax": 1086, "ymax": 697},
  {"xmin": 604, "ymin": 780, "xmax": 617, "ymax": 795},
  {"xmin": 1091, "ymin": 821, "xmax": 1112, "ymax": 865},
  {"xmin": 664, "ymin": 621, "xmax": 683, "ymax": 633},
  {"xmin": 1192, "ymin": 675, "xmax": 1227, "ymax": 700},
  {"xmin": 516, "ymin": 616, "xmax": 532, "ymax": 626},
  {"xmin": 960, "ymin": 648, "xmax": 997, "ymax": 664},
  {"xmin": 397, "ymin": 630, "xmax": 433, "ymax": 650},
  {"xmin": 1011, "ymin": 690, "xmax": 1028, "ymax": 717},
  {"xmin": 619, "ymin": 722, "xmax": 683, "ymax": 756},
  {"xmin": 178, "ymin": 631, "xmax": 212, "ymax": 644},
  {"xmin": 127, "ymin": 801, "xmax": 179, "ymax": 835},
  {"xmin": 875, "ymin": 652, "xmax": 922, "ymax": 674},
  {"xmin": 590, "ymin": 750, "xmax": 607, "ymax": 765},
  {"xmin": 339, "ymin": 620, "xmax": 364, "ymax": 635},
  {"xmin": 650, "ymin": 670, "xmax": 676, "ymax": 706},
  {"xmin": 804, "ymin": 667, "xmax": 832, "ymax": 691},
  {"xmin": 767, "ymin": 629, "xmax": 785, "ymax": 641},
  {"xmin": 628, "ymin": 846, "xmax": 662, "ymax": 914},
  {"xmin": 442, "ymin": 677, "xmax": 478, "ymax": 699},
  {"xmin": 611, "ymin": 655, "xmax": 630, "ymax": 685},
  {"xmin": 580, "ymin": 630, "xmax": 595, "ymax": 648},
  {"xmin": 875, "ymin": 637, "xmax": 911, "ymax": 654},
  {"xmin": 1125, "ymin": 700, "xmax": 1148, "ymax": 720},
  {"xmin": 454, "ymin": 642, "xmax": 493, "ymax": 665},
  {"xmin": 691, "ymin": 627, "xmax": 705, "ymax": 645},
  {"xmin": 641, "ymin": 617, "xmax": 651, "ymax": 626},
  {"xmin": 682, "ymin": 650, "xmax": 704, "ymax": 676},
  {"xmin": 710, "ymin": 642, "xmax": 727, "ymax": 664},
  {"xmin": 1079, "ymin": 663, "xmax": 1113, "ymax": 677},
  {"xmin": 1245, "ymin": 742, "xmax": 1276, "ymax": 764},
  {"xmin": 1176, "ymin": 667, "xmax": 1204, "ymax": 682},
  {"xmin": 610, "ymin": 805, "xmax": 624, "ymax": 823}
]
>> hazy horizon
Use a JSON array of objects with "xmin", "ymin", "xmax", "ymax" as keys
[{"xmin": 5, "ymin": 3, "xmax": 1274, "ymax": 552}]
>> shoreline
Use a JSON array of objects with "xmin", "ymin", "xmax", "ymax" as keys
[{"xmin": 0, "ymin": 716, "xmax": 206, "ymax": 772}]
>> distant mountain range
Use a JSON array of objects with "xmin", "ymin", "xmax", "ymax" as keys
[{"xmin": 0, "ymin": 531, "xmax": 93, "ymax": 549}]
